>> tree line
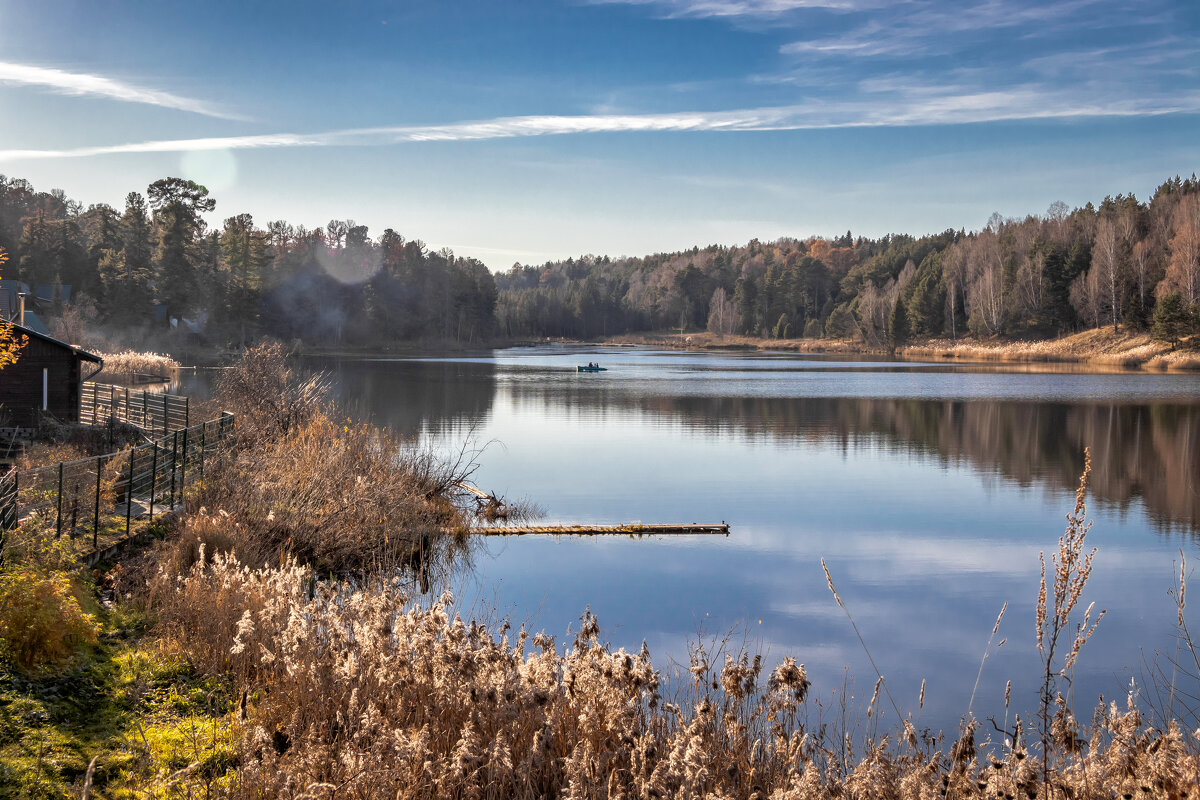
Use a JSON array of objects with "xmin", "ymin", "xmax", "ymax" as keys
[
  {"xmin": 2, "ymin": 172, "xmax": 1198, "ymax": 348},
  {"xmin": 496, "ymin": 175, "xmax": 1200, "ymax": 347},
  {"xmin": 0, "ymin": 175, "xmax": 498, "ymax": 346}
]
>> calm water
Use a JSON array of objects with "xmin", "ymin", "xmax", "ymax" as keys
[{"xmin": 196, "ymin": 346, "xmax": 1200, "ymax": 734}]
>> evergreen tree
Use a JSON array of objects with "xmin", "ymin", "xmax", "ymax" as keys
[
  {"xmin": 1152, "ymin": 292, "xmax": 1192, "ymax": 346},
  {"xmin": 148, "ymin": 178, "xmax": 215, "ymax": 317}
]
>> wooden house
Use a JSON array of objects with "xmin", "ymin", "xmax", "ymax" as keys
[{"xmin": 0, "ymin": 322, "xmax": 103, "ymax": 427}]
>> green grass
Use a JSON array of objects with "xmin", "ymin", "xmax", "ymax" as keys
[{"xmin": 0, "ymin": 594, "xmax": 238, "ymax": 799}]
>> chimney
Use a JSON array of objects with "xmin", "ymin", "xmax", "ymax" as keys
[{"xmin": 17, "ymin": 291, "xmax": 26, "ymax": 326}]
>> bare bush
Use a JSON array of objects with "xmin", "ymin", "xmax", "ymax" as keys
[
  {"xmin": 214, "ymin": 342, "xmax": 327, "ymax": 447},
  {"xmin": 195, "ymin": 342, "xmax": 481, "ymax": 576}
]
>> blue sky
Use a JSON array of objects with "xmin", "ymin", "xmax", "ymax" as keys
[{"xmin": 1, "ymin": 0, "xmax": 1197, "ymax": 267}]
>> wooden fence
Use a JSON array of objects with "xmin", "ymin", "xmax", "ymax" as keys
[
  {"xmin": 0, "ymin": 412, "xmax": 234, "ymax": 556},
  {"xmin": 80, "ymin": 381, "xmax": 191, "ymax": 437}
]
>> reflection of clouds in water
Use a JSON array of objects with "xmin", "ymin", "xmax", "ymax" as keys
[{"xmin": 835, "ymin": 536, "xmax": 1040, "ymax": 578}]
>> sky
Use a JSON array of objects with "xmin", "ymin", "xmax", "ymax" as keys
[{"xmin": 0, "ymin": 0, "xmax": 1198, "ymax": 268}]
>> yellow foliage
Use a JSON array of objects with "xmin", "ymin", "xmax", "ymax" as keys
[
  {"xmin": 0, "ymin": 246, "xmax": 28, "ymax": 369},
  {"xmin": 0, "ymin": 568, "xmax": 100, "ymax": 673}
]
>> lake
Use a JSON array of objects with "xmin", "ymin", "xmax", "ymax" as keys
[{"xmin": 190, "ymin": 345, "xmax": 1200, "ymax": 736}]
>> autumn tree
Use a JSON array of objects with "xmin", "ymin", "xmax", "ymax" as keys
[
  {"xmin": 1091, "ymin": 218, "xmax": 1125, "ymax": 331},
  {"xmin": 1069, "ymin": 265, "xmax": 1102, "ymax": 329},
  {"xmin": 1162, "ymin": 194, "xmax": 1200, "ymax": 306},
  {"xmin": 887, "ymin": 294, "xmax": 908, "ymax": 353},
  {"xmin": 0, "ymin": 248, "xmax": 26, "ymax": 368},
  {"xmin": 706, "ymin": 286, "xmax": 735, "ymax": 335}
]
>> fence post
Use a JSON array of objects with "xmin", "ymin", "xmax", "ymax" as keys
[
  {"xmin": 125, "ymin": 453, "xmax": 133, "ymax": 537},
  {"xmin": 1, "ymin": 471, "xmax": 15, "ymax": 533},
  {"xmin": 149, "ymin": 442, "xmax": 158, "ymax": 520},
  {"xmin": 199, "ymin": 423, "xmax": 206, "ymax": 481},
  {"xmin": 143, "ymin": 391, "xmax": 148, "ymax": 429},
  {"xmin": 125, "ymin": 387, "xmax": 130, "ymax": 424},
  {"xmin": 93, "ymin": 455, "xmax": 103, "ymax": 549},
  {"xmin": 169, "ymin": 430, "xmax": 178, "ymax": 509},
  {"xmin": 56, "ymin": 462, "xmax": 64, "ymax": 538},
  {"xmin": 185, "ymin": 397, "xmax": 190, "ymax": 429},
  {"xmin": 163, "ymin": 394, "xmax": 169, "ymax": 436},
  {"xmin": 92, "ymin": 383, "xmax": 98, "ymax": 424},
  {"xmin": 180, "ymin": 427, "xmax": 188, "ymax": 507}
]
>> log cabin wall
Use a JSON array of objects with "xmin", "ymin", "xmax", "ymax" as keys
[{"xmin": 0, "ymin": 329, "xmax": 98, "ymax": 427}]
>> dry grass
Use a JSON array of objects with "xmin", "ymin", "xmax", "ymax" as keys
[
  {"xmin": 610, "ymin": 328, "xmax": 1200, "ymax": 371},
  {"xmin": 97, "ymin": 350, "xmax": 182, "ymax": 377},
  {"xmin": 899, "ymin": 328, "xmax": 1170, "ymax": 367}
]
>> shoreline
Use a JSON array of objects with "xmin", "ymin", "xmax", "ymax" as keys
[
  {"xmin": 603, "ymin": 327, "xmax": 1200, "ymax": 371},
  {"xmin": 154, "ymin": 328, "xmax": 1200, "ymax": 373}
]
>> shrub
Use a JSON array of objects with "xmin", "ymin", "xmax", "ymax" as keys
[{"xmin": 0, "ymin": 568, "xmax": 99, "ymax": 673}]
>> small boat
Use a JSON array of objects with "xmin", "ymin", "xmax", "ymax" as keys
[{"xmin": 577, "ymin": 364, "xmax": 608, "ymax": 372}]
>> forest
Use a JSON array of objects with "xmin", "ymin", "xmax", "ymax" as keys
[
  {"xmin": 496, "ymin": 176, "xmax": 1200, "ymax": 347},
  {"xmin": 0, "ymin": 176, "xmax": 498, "ymax": 347},
  {"xmin": 2, "ymin": 173, "xmax": 1198, "ymax": 348}
]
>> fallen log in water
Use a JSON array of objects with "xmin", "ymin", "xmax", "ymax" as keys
[{"xmin": 471, "ymin": 522, "xmax": 730, "ymax": 536}]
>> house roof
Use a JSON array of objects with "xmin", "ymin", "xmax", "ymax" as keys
[
  {"xmin": 6, "ymin": 320, "xmax": 104, "ymax": 364},
  {"xmin": 0, "ymin": 280, "xmax": 51, "ymax": 336}
]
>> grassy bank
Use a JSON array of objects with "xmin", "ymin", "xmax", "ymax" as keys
[{"xmin": 608, "ymin": 328, "xmax": 1200, "ymax": 371}]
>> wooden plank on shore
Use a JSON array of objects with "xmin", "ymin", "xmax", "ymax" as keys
[{"xmin": 472, "ymin": 522, "xmax": 730, "ymax": 536}]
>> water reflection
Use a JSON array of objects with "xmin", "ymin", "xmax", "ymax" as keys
[
  {"xmin": 497, "ymin": 391, "xmax": 1200, "ymax": 534},
  {"xmin": 304, "ymin": 356, "xmax": 496, "ymax": 437}
]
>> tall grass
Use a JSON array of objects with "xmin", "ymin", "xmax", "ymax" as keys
[{"xmin": 146, "ymin": 548, "xmax": 1200, "ymax": 798}]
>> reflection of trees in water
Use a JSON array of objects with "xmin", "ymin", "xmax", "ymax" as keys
[
  {"xmin": 509, "ymin": 385, "xmax": 1200, "ymax": 533},
  {"xmin": 316, "ymin": 358, "xmax": 496, "ymax": 437}
]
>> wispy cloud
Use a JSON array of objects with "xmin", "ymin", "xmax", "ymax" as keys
[
  {"xmin": 780, "ymin": 0, "xmax": 1106, "ymax": 58},
  {"xmin": 590, "ymin": 0, "xmax": 875, "ymax": 18},
  {"xmin": 0, "ymin": 60, "xmax": 240, "ymax": 119},
  {"xmin": 3, "ymin": 86, "xmax": 1198, "ymax": 164}
]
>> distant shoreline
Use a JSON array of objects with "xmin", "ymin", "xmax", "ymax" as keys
[
  {"xmin": 163, "ymin": 328, "xmax": 1200, "ymax": 372},
  {"xmin": 601, "ymin": 327, "xmax": 1200, "ymax": 371}
]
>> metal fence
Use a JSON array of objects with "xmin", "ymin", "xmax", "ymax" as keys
[
  {"xmin": 0, "ymin": 412, "xmax": 234, "ymax": 552},
  {"xmin": 80, "ymin": 381, "xmax": 191, "ymax": 436}
]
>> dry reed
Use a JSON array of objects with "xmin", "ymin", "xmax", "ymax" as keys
[
  {"xmin": 97, "ymin": 350, "xmax": 182, "ymax": 376},
  {"xmin": 143, "ymin": 544, "xmax": 1200, "ymax": 797}
]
